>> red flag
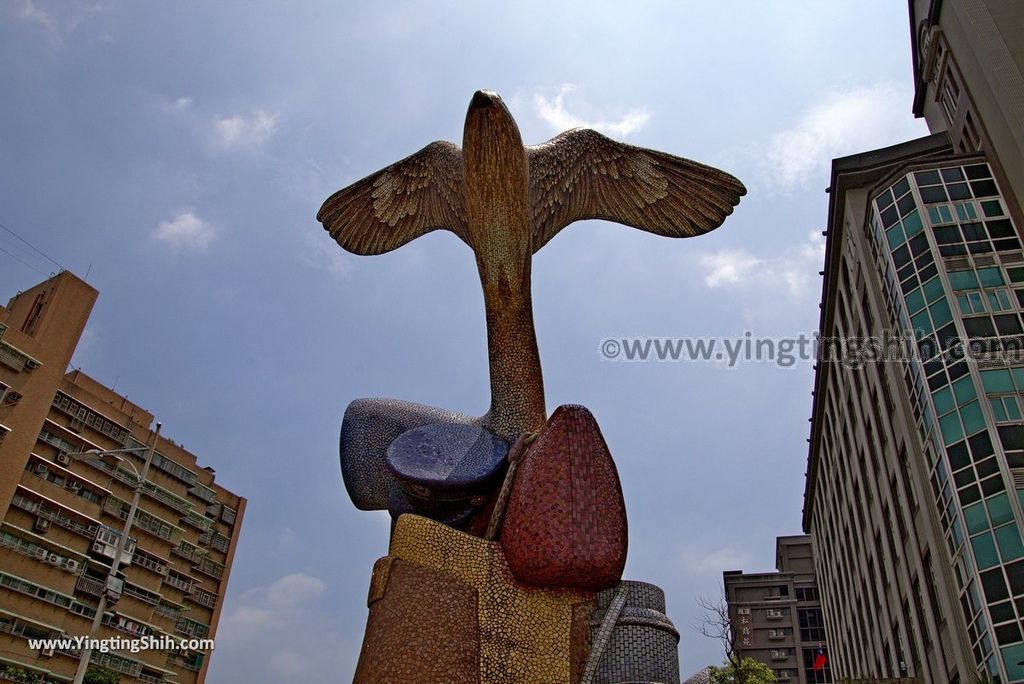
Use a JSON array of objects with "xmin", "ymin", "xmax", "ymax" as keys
[{"xmin": 813, "ymin": 649, "xmax": 828, "ymax": 670}]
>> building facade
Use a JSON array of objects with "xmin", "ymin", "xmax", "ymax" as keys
[
  {"xmin": 724, "ymin": 535, "xmax": 832, "ymax": 684},
  {"xmin": 803, "ymin": 4, "xmax": 1024, "ymax": 682},
  {"xmin": 0, "ymin": 272, "xmax": 246, "ymax": 684}
]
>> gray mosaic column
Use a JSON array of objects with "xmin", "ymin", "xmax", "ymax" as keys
[{"xmin": 589, "ymin": 581, "xmax": 681, "ymax": 684}]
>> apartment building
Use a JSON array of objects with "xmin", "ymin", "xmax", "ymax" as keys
[
  {"xmin": 0, "ymin": 271, "xmax": 246, "ymax": 683},
  {"xmin": 803, "ymin": 4, "xmax": 1024, "ymax": 682},
  {"xmin": 724, "ymin": 536, "xmax": 832, "ymax": 684}
]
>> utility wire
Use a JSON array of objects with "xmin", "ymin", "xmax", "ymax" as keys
[
  {"xmin": 0, "ymin": 220, "xmax": 65, "ymax": 270},
  {"xmin": 0, "ymin": 244, "xmax": 47, "ymax": 275},
  {"xmin": 0, "ymin": 232, "xmax": 47, "ymax": 264}
]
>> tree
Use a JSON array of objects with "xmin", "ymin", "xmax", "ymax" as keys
[
  {"xmin": 695, "ymin": 593, "xmax": 777, "ymax": 684},
  {"xmin": 709, "ymin": 657, "xmax": 777, "ymax": 684},
  {"xmin": 83, "ymin": 665, "xmax": 120, "ymax": 684}
]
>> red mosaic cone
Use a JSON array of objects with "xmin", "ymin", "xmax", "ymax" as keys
[{"xmin": 500, "ymin": 404, "xmax": 627, "ymax": 591}]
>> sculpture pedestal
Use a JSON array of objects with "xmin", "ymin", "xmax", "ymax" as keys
[{"xmin": 353, "ymin": 515, "xmax": 681, "ymax": 684}]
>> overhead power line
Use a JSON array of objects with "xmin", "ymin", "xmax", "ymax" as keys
[
  {"xmin": 0, "ymin": 244, "xmax": 47, "ymax": 275},
  {"xmin": 0, "ymin": 219, "xmax": 66, "ymax": 271}
]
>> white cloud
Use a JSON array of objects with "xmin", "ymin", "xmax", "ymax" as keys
[
  {"xmin": 761, "ymin": 82, "xmax": 928, "ymax": 190},
  {"xmin": 302, "ymin": 231, "xmax": 354, "ymax": 280},
  {"xmin": 700, "ymin": 250, "xmax": 763, "ymax": 288},
  {"xmin": 264, "ymin": 572, "xmax": 325, "ymax": 608},
  {"xmin": 699, "ymin": 231, "xmax": 825, "ymax": 299},
  {"xmin": 216, "ymin": 573, "xmax": 358, "ymax": 681},
  {"xmin": 214, "ymin": 110, "xmax": 278, "ymax": 150},
  {"xmin": 533, "ymin": 85, "xmax": 650, "ymax": 137},
  {"xmin": 18, "ymin": 1, "xmax": 56, "ymax": 31},
  {"xmin": 15, "ymin": 0, "xmax": 114, "ymax": 41},
  {"xmin": 172, "ymin": 97, "xmax": 193, "ymax": 111},
  {"xmin": 153, "ymin": 211, "xmax": 215, "ymax": 251},
  {"xmin": 220, "ymin": 572, "xmax": 325, "ymax": 644}
]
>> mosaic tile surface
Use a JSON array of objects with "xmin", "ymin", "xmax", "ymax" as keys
[
  {"xmin": 589, "ymin": 581, "xmax": 680, "ymax": 684},
  {"xmin": 500, "ymin": 404, "xmax": 628, "ymax": 591},
  {"xmin": 339, "ymin": 397, "xmax": 476, "ymax": 510},
  {"xmin": 386, "ymin": 423, "xmax": 508, "ymax": 499},
  {"xmin": 390, "ymin": 514, "xmax": 596, "ymax": 683},
  {"xmin": 354, "ymin": 557, "xmax": 479, "ymax": 683}
]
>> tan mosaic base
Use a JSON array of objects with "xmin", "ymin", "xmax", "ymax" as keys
[
  {"xmin": 389, "ymin": 514, "xmax": 596, "ymax": 683},
  {"xmin": 355, "ymin": 557, "xmax": 479, "ymax": 683}
]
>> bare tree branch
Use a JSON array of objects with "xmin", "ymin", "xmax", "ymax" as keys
[{"xmin": 695, "ymin": 592, "xmax": 744, "ymax": 682}]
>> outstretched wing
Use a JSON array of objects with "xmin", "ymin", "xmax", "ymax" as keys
[
  {"xmin": 527, "ymin": 128, "xmax": 745, "ymax": 253},
  {"xmin": 317, "ymin": 141, "xmax": 470, "ymax": 255}
]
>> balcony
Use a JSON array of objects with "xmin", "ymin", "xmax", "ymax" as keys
[
  {"xmin": 185, "ymin": 588, "xmax": 217, "ymax": 609},
  {"xmin": 175, "ymin": 616, "xmax": 209, "ymax": 639},
  {"xmin": 133, "ymin": 552, "xmax": 169, "ymax": 577},
  {"xmin": 211, "ymin": 533, "xmax": 230, "ymax": 553},
  {"xmin": 75, "ymin": 575, "xmax": 105, "ymax": 598},
  {"xmin": 89, "ymin": 458, "xmax": 193, "ymax": 514},
  {"xmin": 187, "ymin": 483, "xmax": 218, "ymax": 504},
  {"xmin": 122, "ymin": 583, "xmax": 161, "ymax": 605},
  {"xmin": 154, "ymin": 602, "xmax": 182, "ymax": 620},
  {"xmin": 172, "ymin": 542, "xmax": 205, "ymax": 564},
  {"xmin": 181, "ymin": 510, "xmax": 212, "ymax": 531},
  {"xmin": 163, "ymin": 573, "xmax": 192, "ymax": 593},
  {"xmin": 0, "ymin": 340, "xmax": 39, "ymax": 372},
  {"xmin": 103, "ymin": 612, "xmax": 152, "ymax": 639},
  {"xmin": 143, "ymin": 483, "xmax": 193, "ymax": 515},
  {"xmin": 194, "ymin": 557, "xmax": 224, "ymax": 580},
  {"xmin": 11, "ymin": 490, "xmax": 99, "ymax": 539}
]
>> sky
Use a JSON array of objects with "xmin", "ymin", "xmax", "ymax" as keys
[{"xmin": 0, "ymin": 1, "xmax": 931, "ymax": 680}]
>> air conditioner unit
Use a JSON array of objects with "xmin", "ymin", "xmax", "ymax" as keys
[
  {"xmin": 64, "ymin": 559, "xmax": 80, "ymax": 573},
  {"xmin": 3, "ymin": 391, "xmax": 21, "ymax": 404},
  {"xmin": 34, "ymin": 547, "xmax": 48, "ymax": 560},
  {"xmin": 55, "ymin": 452, "xmax": 72, "ymax": 466},
  {"xmin": 67, "ymin": 481, "xmax": 82, "ymax": 493},
  {"xmin": 92, "ymin": 541, "xmax": 107, "ymax": 554},
  {"xmin": 24, "ymin": 359, "xmax": 39, "ymax": 370},
  {"xmin": 47, "ymin": 553, "xmax": 61, "ymax": 565},
  {"xmin": 34, "ymin": 518, "xmax": 50, "ymax": 533},
  {"xmin": 34, "ymin": 463, "xmax": 48, "ymax": 475}
]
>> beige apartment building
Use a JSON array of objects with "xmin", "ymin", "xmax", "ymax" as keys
[
  {"xmin": 0, "ymin": 271, "xmax": 245, "ymax": 683},
  {"xmin": 724, "ymin": 536, "xmax": 832, "ymax": 684},
  {"xmin": 803, "ymin": 2, "xmax": 1024, "ymax": 683}
]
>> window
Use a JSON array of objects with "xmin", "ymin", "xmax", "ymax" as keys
[
  {"xmin": 800, "ymin": 608, "xmax": 827, "ymax": 641},
  {"xmin": 796, "ymin": 587, "xmax": 821, "ymax": 602},
  {"xmin": 989, "ymin": 395, "xmax": 1023, "ymax": 423},
  {"xmin": 962, "ymin": 112, "xmax": 981, "ymax": 152},
  {"xmin": 941, "ymin": 67, "xmax": 961, "ymax": 123},
  {"xmin": 956, "ymin": 289, "xmax": 1013, "ymax": 315}
]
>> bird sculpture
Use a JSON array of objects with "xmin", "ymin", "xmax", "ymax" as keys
[{"xmin": 318, "ymin": 90, "xmax": 745, "ymax": 446}]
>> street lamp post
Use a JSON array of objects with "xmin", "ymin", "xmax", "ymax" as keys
[{"xmin": 68, "ymin": 421, "xmax": 162, "ymax": 684}]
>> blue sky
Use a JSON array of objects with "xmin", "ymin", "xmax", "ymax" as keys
[{"xmin": 0, "ymin": 1, "xmax": 929, "ymax": 680}]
